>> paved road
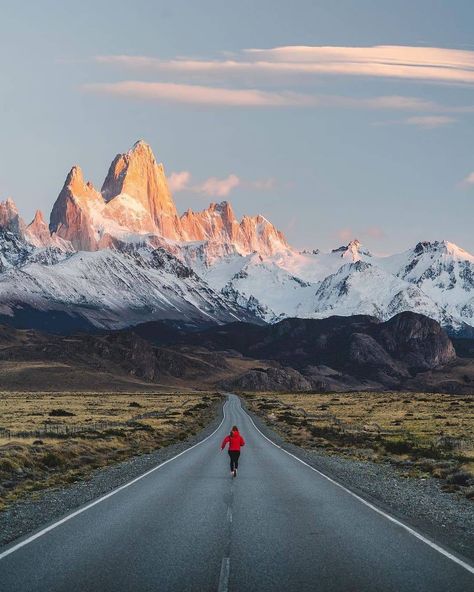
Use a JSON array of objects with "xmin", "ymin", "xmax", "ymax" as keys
[{"xmin": 0, "ymin": 394, "xmax": 473, "ymax": 591}]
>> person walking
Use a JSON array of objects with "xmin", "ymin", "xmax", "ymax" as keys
[{"xmin": 221, "ymin": 425, "xmax": 245, "ymax": 477}]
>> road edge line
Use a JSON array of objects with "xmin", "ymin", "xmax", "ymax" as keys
[
  {"xmin": 0, "ymin": 399, "xmax": 228, "ymax": 561},
  {"xmin": 242, "ymin": 400, "xmax": 474, "ymax": 575}
]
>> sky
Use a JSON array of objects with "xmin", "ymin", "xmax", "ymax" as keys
[{"xmin": 0, "ymin": 0, "xmax": 473, "ymax": 255}]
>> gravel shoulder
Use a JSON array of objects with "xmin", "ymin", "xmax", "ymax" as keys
[
  {"xmin": 0, "ymin": 400, "xmax": 224, "ymax": 548},
  {"xmin": 2, "ymin": 396, "xmax": 473, "ymax": 565},
  {"xmin": 242, "ymin": 399, "xmax": 474, "ymax": 563}
]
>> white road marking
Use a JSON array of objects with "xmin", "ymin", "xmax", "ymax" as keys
[
  {"xmin": 217, "ymin": 557, "xmax": 230, "ymax": 592},
  {"xmin": 227, "ymin": 506, "xmax": 233, "ymax": 523},
  {"xmin": 241, "ymin": 398, "xmax": 474, "ymax": 575},
  {"xmin": 0, "ymin": 400, "xmax": 229, "ymax": 561}
]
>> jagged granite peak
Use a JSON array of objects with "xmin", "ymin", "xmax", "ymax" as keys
[
  {"xmin": 49, "ymin": 165, "xmax": 104, "ymax": 251},
  {"xmin": 0, "ymin": 197, "xmax": 25, "ymax": 235},
  {"xmin": 101, "ymin": 140, "xmax": 182, "ymax": 239},
  {"xmin": 332, "ymin": 239, "xmax": 372, "ymax": 260},
  {"xmin": 25, "ymin": 210, "xmax": 50, "ymax": 246},
  {"xmin": 181, "ymin": 200, "xmax": 288, "ymax": 256}
]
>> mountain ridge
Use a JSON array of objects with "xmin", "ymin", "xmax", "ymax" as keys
[{"xmin": 1, "ymin": 140, "xmax": 474, "ymax": 335}]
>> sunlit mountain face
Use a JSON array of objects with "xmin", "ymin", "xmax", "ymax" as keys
[{"xmin": 0, "ymin": 140, "xmax": 473, "ymax": 336}]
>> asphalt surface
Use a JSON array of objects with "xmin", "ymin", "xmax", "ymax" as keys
[{"xmin": 0, "ymin": 394, "xmax": 473, "ymax": 591}]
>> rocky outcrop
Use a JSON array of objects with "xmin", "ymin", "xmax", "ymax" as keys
[
  {"xmin": 168, "ymin": 312, "xmax": 456, "ymax": 388},
  {"xmin": 378, "ymin": 311, "xmax": 456, "ymax": 370},
  {"xmin": 101, "ymin": 140, "xmax": 183, "ymax": 240},
  {"xmin": 181, "ymin": 201, "xmax": 288, "ymax": 256},
  {"xmin": 0, "ymin": 198, "xmax": 25, "ymax": 236},
  {"xmin": 49, "ymin": 166, "xmax": 103, "ymax": 250},
  {"xmin": 219, "ymin": 366, "xmax": 313, "ymax": 392},
  {"xmin": 45, "ymin": 140, "xmax": 288, "ymax": 255}
]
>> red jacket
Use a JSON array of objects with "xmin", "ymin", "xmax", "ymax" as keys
[{"xmin": 221, "ymin": 431, "xmax": 245, "ymax": 451}]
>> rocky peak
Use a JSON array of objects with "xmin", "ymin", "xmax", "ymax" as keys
[
  {"xmin": 25, "ymin": 210, "xmax": 54, "ymax": 247},
  {"xmin": 101, "ymin": 140, "xmax": 179, "ymax": 233},
  {"xmin": 49, "ymin": 166, "xmax": 104, "ymax": 251},
  {"xmin": 332, "ymin": 239, "xmax": 371, "ymax": 260},
  {"xmin": 0, "ymin": 197, "xmax": 25, "ymax": 235},
  {"xmin": 180, "ymin": 200, "xmax": 288, "ymax": 255}
]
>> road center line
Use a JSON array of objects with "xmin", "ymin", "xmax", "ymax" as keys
[
  {"xmin": 240, "ymin": 397, "xmax": 474, "ymax": 575},
  {"xmin": 0, "ymin": 400, "xmax": 229, "ymax": 562},
  {"xmin": 217, "ymin": 557, "xmax": 230, "ymax": 592}
]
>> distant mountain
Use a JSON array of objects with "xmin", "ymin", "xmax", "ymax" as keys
[
  {"xmin": 0, "ymin": 140, "xmax": 474, "ymax": 335},
  {"xmin": 0, "ymin": 312, "xmax": 470, "ymax": 394}
]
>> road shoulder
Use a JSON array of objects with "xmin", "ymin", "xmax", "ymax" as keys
[
  {"xmin": 0, "ymin": 399, "xmax": 225, "ymax": 548},
  {"xmin": 240, "ymin": 398, "xmax": 474, "ymax": 562}
]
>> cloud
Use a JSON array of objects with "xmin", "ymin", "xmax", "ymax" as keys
[
  {"xmin": 403, "ymin": 115, "xmax": 456, "ymax": 128},
  {"xmin": 167, "ymin": 171, "xmax": 277, "ymax": 197},
  {"xmin": 195, "ymin": 174, "xmax": 240, "ymax": 197},
  {"xmin": 95, "ymin": 45, "xmax": 474, "ymax": 86},
  {"xmin": 462, "ymin": 172, "xmax": 474, "ymax": 186},
  {"xmin": 336, "ymin": 228, "xmax": 354, "ymax": 243},
  {"xmin": 83, "ymin": 81, "xmax": 315, "ymax": 107},
  {"xmin": 167, "ymin": 171, "xmax": 241, "ymax": 197},
  {"xmin": 168, "ymin": 170, "xmax": 191, "ymax": 192},
  {"xmin": 364, "ymin": 226, "xmax": 386, "ymax": 239},
  {"xmin": 248, "ymin": 177, "xmax": 276, "ymax": 191},
  {"xmin": 83, "ymin": 81, "xmax": 469, "ymax": 114}
]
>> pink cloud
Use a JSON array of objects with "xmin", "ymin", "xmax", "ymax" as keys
[
  {"xmin": 364, "ymin": 226, "xmax": 386, "ymax": 240},
  {"xmin": 167, "ymin": 172, "xmax": 277, "ymax": 197},
  {"xmin": 196, "ymin": 174, "xmax": 240, "ymax": 197},
  {"xmin": 461, "ymin": 172, "xmax": 474, "ymax": 186},
  {"xmin": 336, "ymin": 228, "xmax": 354, "ymax": 243},
  {"xmin": 403, "ymin": 115, "xmax": 456, "ymax": 128},
  {"xmin": 83, "ymin": 81, "xmax": 314, "ymax": 107},
  {"xmin": 248, "ymin": 178, "xmax": 276, "ymax": 191},
  {"xmin": 168, "ymin": 170, "xmax": 191, "ymax": 193},
  {"xmin": 95, "ymin": 45, "xmax": 474, "ymax": 85}
]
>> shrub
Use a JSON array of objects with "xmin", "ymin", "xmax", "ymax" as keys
[
  {"xmin": 446, "ymin": 471, "xmax": 471, "ymax": 486},
  {"xmin": 0, "ymin": 458, "xmax": 19, "ymax": 473},
  {"xmin": 383, "ymin": 438, "xmax": 414, "ymax": 455},
  {"xmin": 41, "ymin": 452, "xmax": 64, "ymax": 468},
  {"xmin": 49, "ymin": 409, "xmax": 75, "ymax": 417}
]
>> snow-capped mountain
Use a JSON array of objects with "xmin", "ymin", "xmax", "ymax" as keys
[{"xmin": 0, "ymin": 139, "xmax": 473, "ymax": 335}]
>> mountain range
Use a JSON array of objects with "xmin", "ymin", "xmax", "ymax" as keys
[{"xmin": 1, "ymin": 140, "xmax": 474, "ymax": 336}]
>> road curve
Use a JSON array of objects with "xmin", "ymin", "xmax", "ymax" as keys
[{"xmin": 0, "ymin": 394, "xmax": 473, "ymax": 592}]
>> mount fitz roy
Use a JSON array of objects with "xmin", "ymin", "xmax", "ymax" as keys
[{"xmin": 0, "ymin": 140, "xmax": 473, "ymax": 335}]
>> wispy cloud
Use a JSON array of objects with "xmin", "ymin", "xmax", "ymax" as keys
[
  {"xmin": 195, "ymin": 174, "xmax": 240, "ymax": 197},
  {"xmin": 403, "ymin": 115, "xmax": 457, "ymax": 128},
  {"xmin": 168, "ymin": 171, "xmax": 277, "ymax": 197},
  {"xmin": 168, "ymin": 171, "xmax": 240, "ymax": 197},
  {"xmin": 336, "ymin": 228, "xmax": 354, "ymax": 243},
  {"xmin": 168, "ymin": 170, "xmax": 191, "ymax": 193},
  {"xmin": 364, "ymin": 226, "xmax": 386, "ymax": 239},
  {"xmin": 83, "ymin": 81, "xmax": 314, "ymax": 107},
  {"xmin": 83, "ymin": 81, "xmax": 469, "ymax": 113},
  {"xmin": 95, "ymin": 45, "xmax": 474, "ymax": 85},
  {"xmin": 461, "ymin": 171, "xmax": 474, "ymax": 186}
]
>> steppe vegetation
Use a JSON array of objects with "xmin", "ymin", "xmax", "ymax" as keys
[
  {"xmin": 245, "ymin": 392, "xmax": 474, "ymax": 499},
  {"xmin": 0, "ymin": 392, "xmax": 220, "ymax": 510}
]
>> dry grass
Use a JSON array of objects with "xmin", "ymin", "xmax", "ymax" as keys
[
  {"xmin": 245, "ymin": 392, "xmax": 474, "ymax": 498},
  {"xmin": 0, "ymin": 391, "xmax": 221, "ymax": 510}
]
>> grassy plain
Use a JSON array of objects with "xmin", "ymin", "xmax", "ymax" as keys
[
  {"xmin": 245, "ymin": 392, "xmax": 474, "ymax": 498},
  {"xmin": 0, "ymin": 391, "xmax": 220, "ymax": 510}
]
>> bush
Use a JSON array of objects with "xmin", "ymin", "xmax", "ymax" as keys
[
  {"xmin": 41, "ymin": 452, "xmax": 64, "ymax": 468},
  {"xmin": 383, "ymin": 438, "xmax": 414, "ymax": 455},
  {"xmin": 49, "ymin": 409, "xmax": 75, "ymax": 417},
  {"xmin": 0, "ymin": 458, "xmax": 19, "ymax": 473},
  {"xmin": 446, "ymin": 471, "xmax": 471, "ymax": 486},
  {"xmin": 128, "ymin": 402, "xmax": 141, "ymax": 408}
]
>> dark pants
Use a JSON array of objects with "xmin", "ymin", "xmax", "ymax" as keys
[{"xmin": 228, "ymin": 450, "xmax": 240, "ymax": 471}]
